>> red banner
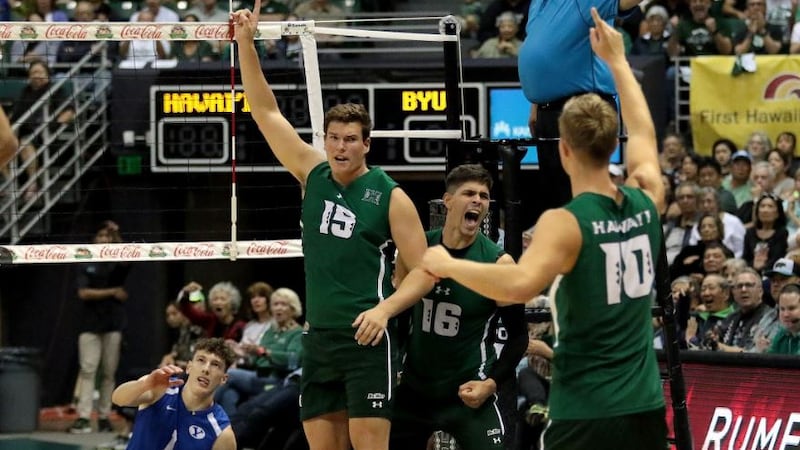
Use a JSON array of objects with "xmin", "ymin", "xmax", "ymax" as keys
[{"xmin": 664, "ymin": 362, "xmax": 800, "ymax": 450}]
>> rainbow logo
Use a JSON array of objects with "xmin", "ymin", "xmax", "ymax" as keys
[{"xmin": 763, "ymin": 74, "xmax": 800, "ymax": 100}]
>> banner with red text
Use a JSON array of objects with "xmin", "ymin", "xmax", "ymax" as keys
[
  {"xmin": 663, "ymin": 362, "xmax": 800, "ymax": 450},
  {"xmin": 689, "ymin": 55, "xmax": 800, "ymax": 155}
]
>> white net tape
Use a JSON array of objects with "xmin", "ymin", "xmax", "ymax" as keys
[{"xmin": 0, "ymin": 18, "xmax": 461, "ymax": 260}]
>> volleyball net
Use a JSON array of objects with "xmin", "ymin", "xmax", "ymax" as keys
[{"xmin": 0, "ymin": 13, "xmax": 468, "ymax": 263}]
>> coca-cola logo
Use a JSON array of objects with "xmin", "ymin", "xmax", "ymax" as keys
[
  {"xmin": 45, "ymin": 25, "xmax": 89, "ymax": 39},
  {"xmin": 120, "ymin": 25, "xmax": 163, "ymax": 40},
  {"xmin": 173, "ymin": 244, "xmax": 216, "ymax": 258},
  {"xmin": 99, "ymin": 245, "xmax": 143, "ymax": 259},
  {"xmin": 194, "ymin": 25, "xmax": 231, "ymax": 40},
  {"xmin": 25, "ymin": 245, "xmax": 68, "ymax": 260},
  {"xmin": 246, "ymin": 241, "xmax": 290, "ymax": 256},
  {"xmin": 0, "ymin": 24, "xmax": 12, "ymax": 39}
]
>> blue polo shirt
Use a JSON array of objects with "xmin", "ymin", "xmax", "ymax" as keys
[{"xmin": 518, "ymin": 0, "xmax": 620, "ymax": 104}]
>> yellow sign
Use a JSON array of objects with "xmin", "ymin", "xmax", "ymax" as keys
[
  {"xmin": 162, "ymin": 91, "xmax": 250, "ymax": 114},
  {"xmin": 401, "ymin": 90, "xmax": 447, "ymax": 112},
  {"xmin": 690, "ymin": 55, "xmax": 800, "ymax": 155}
]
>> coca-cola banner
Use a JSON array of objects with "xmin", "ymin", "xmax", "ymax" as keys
[
  {"xmin": 0, "ymin": 22, "xmax": 282, "ymax": 41},
  {"xmin": 663, "ymin": 359, "xmax": 800, "ymax": 450},
  {"xmin": 0, "ymin": 239, "xmax": 302, "ymax": 263}
]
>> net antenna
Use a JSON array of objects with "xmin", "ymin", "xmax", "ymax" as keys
[{"xmin": 0, "ymin": 12, "xmax": 466, "ymax": 265}]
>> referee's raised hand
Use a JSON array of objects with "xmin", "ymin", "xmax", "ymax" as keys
[{"xmin": 589, "ymin": 7, "xmax": 625, "ymax": 67}]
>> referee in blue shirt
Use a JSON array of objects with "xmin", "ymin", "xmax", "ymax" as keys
[{"xmin": 518, "ymin": 0, "xmax": 643, "ymax": 209}]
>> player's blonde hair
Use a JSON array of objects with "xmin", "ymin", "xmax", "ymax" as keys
[{"xmin": 558, "ymin": 93, "xmax": 618, "ymax": 167}]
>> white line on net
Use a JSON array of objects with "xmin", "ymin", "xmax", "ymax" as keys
[
  {"xmin": 0, "ymin": 240, "xmax": 304, "ymax": 264},
  {"xmin": 0, "ymin": 21, "xmax": 456, "ymax": 41}
]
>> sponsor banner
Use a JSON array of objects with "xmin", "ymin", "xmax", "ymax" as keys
[
  {"xmin": 0, "ymin": 240, "xmax": 302, "ymax": 263},
  {"xmin": 689, "ymin": 55, "xmax": 800, "ymax": 155},
  {"xmin": 663, "ymin": 362, "xmax": 800, "ymax": 450},
  {"xmin": 0, "ymin": 22, "xmax": 283, "ymax": 41}
]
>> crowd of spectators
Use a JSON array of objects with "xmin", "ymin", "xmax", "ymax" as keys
[{"xmin": 651, "ymin": 128, "xmax": 800, "ymax": 356}]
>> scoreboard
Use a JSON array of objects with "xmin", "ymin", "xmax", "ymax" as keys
[{"xmin": 149, "ymin": 83, "xmax": 484, "ymax": 172}]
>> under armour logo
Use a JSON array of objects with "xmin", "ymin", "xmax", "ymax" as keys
[
  {"xmin": 435, "ymin": 286, "xmax": 450, "ymax": 296},
  {"xmin": 493, "ymin": 437, "xmax": 502, "ymax": 444},
  {"xmin": 372, "ymin": 401, "xmax": 383, "ymax": 408},
  {"xmin": 189, "ymin": 425, "xmax": 206, "ymax": 440}
]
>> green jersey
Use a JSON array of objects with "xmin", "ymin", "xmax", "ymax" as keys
[
  {"xmin": 550, "ymin": 186, "xmax": 664, "ymax": 420},
  {"xmin": 302, "ymin": 163, "xmax": 398, "ymax": 329},
  {"xmin": 401, "ymin": 229, "xmax": 505, "ymax": 399}
]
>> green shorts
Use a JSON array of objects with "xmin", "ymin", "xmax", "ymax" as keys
[
  {"xmin": 300, "ymin": 328, "xmax": 398, "ymax": 421},
  {"xmin": 389, "ymin": 382, "xmax": 506, "ymax": 450},
  {"xmin": 542, "ymin": 408, "xmax": 667, "ymax": 450}
]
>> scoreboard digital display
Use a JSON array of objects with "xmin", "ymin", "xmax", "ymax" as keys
[{"xmin": 149, "ymin": 83, "xmax": 483, "ymax": 172}]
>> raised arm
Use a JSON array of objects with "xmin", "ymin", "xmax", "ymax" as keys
[
  {"xmin": 589, "ymin": 7, "xmax": 664, "ymax": 211},
  {"xmin": 112, "ymin": 365, "xmax": 184, "ymax": 408},
  {"xmin": 233, "ymin": 0, "xmax": 324, "ymax": 184},
  {"xmin": 0, "ymin": 106, "xmax": 17, "ymax": 166}
]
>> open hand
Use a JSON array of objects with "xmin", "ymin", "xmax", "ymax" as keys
[{"xmin": 352, "ymin": 305, "xmax": 390, "ymax": 346}]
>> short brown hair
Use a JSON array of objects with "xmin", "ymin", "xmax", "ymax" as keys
[
  {"xmin": 445, "ymin": 164, "xmax": 493, "ymax": 193},
  {"xmin": 193, "ymin": 338, "xmax": 236, "ymax": 370},
  {"xmin": 324, "ymin": 103, "xmax": 371, "ymax": 140},
  {"xmin": 558, "ymin": 94, "xmax": 618, "ymax": 167},
  {"xmin": 246, "ymin": 281, "xmax": 274, "ymax": 300}
]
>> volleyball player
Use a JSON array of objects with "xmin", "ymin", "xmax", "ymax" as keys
[
  {"xmin": 232, "ymin": 2, "xmax": 430, "ymax": 449},
  {"xmin": 353, "ymin": 164, "xmax": 528, "ymax": 450},
  {"xmin": 112, "ymin": 338, "xmax": 236, "ymax": 450},
  {"xmin": 420, "ymin": 9, "xmax": 668, "ymax": 450}
]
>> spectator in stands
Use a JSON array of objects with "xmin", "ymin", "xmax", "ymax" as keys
[
  {"xmin": 764, "ymin": 0, "xmax": 796, "ymax": 47},
  {"xmin": 178, "ymin": 281, "xmax": 247, "ymax": 342},
  {"xmin": 710, "ymin": 268, "xmax": 774, "ymax": 352},
  {"xmin": 69, "ymin": 220, "xmax": 131, "ymax": 434},
  {"xmin": 732, "ymin": 0, "xmax": 784, "ymax": 53},
  {"xmin": 678, "ymin": 153, "xmax": 702, "ymax": 184},
  {"xmin": 767, "ymin": 283, "xmax": 800, "ymax": 355},
  {"xmin": 736, "ymin": 161, "xmax": 777, "ymax": 226},
  {"xmin": 8, "ymin": 13, "xmax": 60, "ymax": 64},
  {"xmin": 766, "ymin": 257, "xmax": 800, "ymax": 306},
  {"xmin": 229, "ymin": 368, "xmax": 303, "ymax": 449},
  {"xmin": 767, "ymin": 149, "xmax": 794, "ymax": 198},
  {"xmin": 664, "ymin": 182, "xmax": 701, "ymax": 265},
  {"xmin": 672, "ymin": 212, "xmax": 733, "ymax": 281},
  {"xmin": 294, "ymin": 0, "xmax": 344, "ymax": 20},
  {"xmin": 215, "ymin": 287, "xmax": 303, "ymax": 415},
  {"xmin": 721, "ymin": 257, "xmax": 749, "ymax": 286},
  {"xmin": 792, "ymin": 20, "xmax": 800, "ymax": 52},
  {"xmin": 660, "ymin": 132, "xmax": 688, "ymax": 185},
  {"xmin": 631, "ymin": 4, "xmax": 671, "ymax": 56},
  {"xmin": 472, "ymin": 11, "xmax": 523, "ymax": 57},
  {"xmin": 0, "ymin": 106, "xmax": 16, "ymax": 167},
  {"xmin": 227, "ymin": 281, "xmax": 274, "ymax": 369},
  {"xmin": 57, "ymin": 1, "xmax": 101, "ymax": 63},
  {"xmin": 119, "ymin": 9, "xmax": 169, "ymax": 62},
  {"xmin": 131, "ymin": 0, "xmax": 179, "ymax": 22},
  {"xmin": 746, "ymin": 130, "xmax": 772, "ymax": 162},
  {"xmin": 784, "ymin": 169, "xmax": 800, "ymax": 249},
  {"xmin": 259, "ymin": 0, "xmax": 290, "ymax": 20},
  {"xmin": 723, "ymin": 150, "xmax": 755, "ymax": 208},
  {"xmin": 173, "ymin": 13, "xmax": 219, "ymax": 62},
  {"xmin": 701, "ymin": 241, "xmax": 734, "ymax": 278},
  {"xmin": 660, "ymin": 171, "xmax": 677, "ymax": 221},
  {"xmin": 775, "ymin": 131, "xmax": 797, "ymax": 172},
  {"xmin": 35, "ymin": 0, "xmax": 69, "ymax": 21},
  {"xmin": 478, "ymin": 0, "xmax": 530, "ymax": 42},
  {"xmin": 697, "ymin": 157, "xmax": 738, "ymax": 214},
  {"xmin": 668, "ymin": 0, "xmax": 734, "ymax": 56},
  {"xmin": 6, "ymin": 59, "xmax": 74, "ymax": 202},
  {"xmin": 742, "ymin": 192, "xmax": 789, "ymax": 273},
  {"xmin": 712, "ymin": 138, "xmax": 737, "ymax": 177},
  {"xmin": 458, "ymin": 0, "xmax": 484, "ymax": 39},
  {"xmin": 686, "ymin": 273, "xmax": 735, "ymax": 349},
  {"xmin": 516, "ymin": 314, "xmax": 553, "ymax": 448},
  {"xmin": 690, "ymin": 186, "xmax": 746, "ymax": 257},
  {"xmin": 160, "ymin": 302, "xmax": 205, "ymax": 369},
  {"xmin": 185, "ymin": 0, "xmax": 228, "ymax": 21}
]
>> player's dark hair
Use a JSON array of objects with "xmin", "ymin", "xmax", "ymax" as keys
[
  {"xmin": 194, "ymin": 338, "xmax": 236, "ymax": 370},
  {"xmin": 445, "ymin": 164, "xmax": 493, "ymax": 193},
  {"xmin": 325, "ymin": 103, "xmax": 372, "ymax": 140}
]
